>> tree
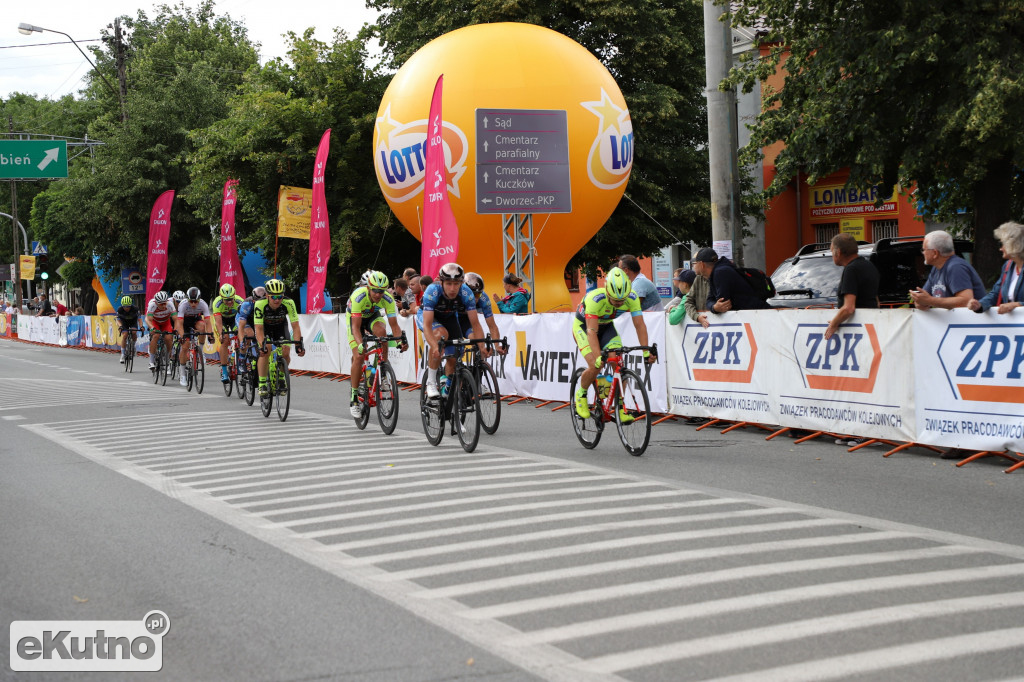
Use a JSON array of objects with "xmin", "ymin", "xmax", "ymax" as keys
[
  {"xmin": 30, "ymin": 1, "xmax": 261, "ymax": 294},
  {"xmin": 726, "ymin": 0, "xmax": 1024, "ymax": 281},
  {"xmin": 368, "ymin": 0, "xmax": 710, "ymax": 274},
  {"xmin": 188, "ymin": 28, "xmax": 420, "ymax": 299}
]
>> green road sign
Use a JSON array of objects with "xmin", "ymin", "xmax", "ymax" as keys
[{"xmin": 0, "ymin": 140, "xmax": 68, "ymax": 179}]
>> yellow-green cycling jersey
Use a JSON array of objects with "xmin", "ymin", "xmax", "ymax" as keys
[
  {"xmin": 572, "ymin": 288, "xmax": 641, "ymax": 356},
  {"xmin": 212, "ymin": 294, "xmax": 245, "ymax": 319},
  {"xmin": 254, "ymin": 297, "xmax": 299, "ymax": 328},
  {"xmin": 348, "ymin": 286, "xmax": 398, "ymax": 319}
]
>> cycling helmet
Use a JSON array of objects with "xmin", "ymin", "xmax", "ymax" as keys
[
  {"xmin": 265, "ymin": 279, "xmax": 285, "ymax": 295},
  {"xmin": 172, "ymin": 290, "xmax": 185, "ymax": 303},
  {"xmin": 252, "ymin": 286, "xmax": 266, "ymax": 300},
  {"xmin": 465, "ymin": 272, "xmax": 484, "ymax": 294},
  {"xmin": 604, "ymin": 267, "xmax": 632, "ymax": 301},
  {"xmin": 358, "ymin": 269, "xmax": 374, "ymax": 286},
  {"xmin": 153, "ymin": 291, "xmax": 169, "ymax": 303},
  {"xmin": 438, "ymin": 262, "xmax": 465, "ymax": 282},
  {"xmin": 186, "ymin": 286, "xmax": 201, "ymax": 301},
  {"xmin": 120, "ymin": 295, "xmax": 133, "ymax": 307},
  {"xmin": 367, "ymin": 271, "xmax": 389, "ymax": 291},
  {"xmin": 219, "ymin": 283, "xmax": 235, "ymax": 298}
]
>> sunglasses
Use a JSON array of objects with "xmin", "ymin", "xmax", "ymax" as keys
[
  {"xmin": 608, "ymin": 296, "xmax": 625, "ymax": 306},
  {"xmin": 369, "ymin": 287, "xmax": 385, "ymax": 294},
  {"xmin": 270, "ymin": 295, "xmax": 284, "ymax": 301}
]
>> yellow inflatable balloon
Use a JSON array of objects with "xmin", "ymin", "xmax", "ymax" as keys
[{"xmin": 374, "ymin": 23, "xmax": 633, "ymax": 311}]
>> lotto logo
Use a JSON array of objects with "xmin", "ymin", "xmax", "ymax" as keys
[{"xmin": 10, "ymin": 611, "xmax": 169, "ymax": 672}]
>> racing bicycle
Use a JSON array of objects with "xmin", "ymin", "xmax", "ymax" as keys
[
  {"xmin": 569, "ymin": 344, "xmax": 657, "ymax": 456},
  {"xmin": 150, "ymin": 330, "xmax": 176, "ymax": 386},
  {"xmin": 260, "ymin": 338, "xmax": 298, "ymax": 421},
  {"xmin": 183, "ymin": 329, "xmax": 209, "ymax": 394},
  {"xmin": 352, "ymin": 332, "xmax": 407, "ymax": 434},
  {"xmin": 419, "ymin": 337, "xmax": 481, "ymax": 452},
  {"xmin": 121, "ymin": 327, "xmax": 142, "ymax": 373},
  {"xmin": 469, "ymin": 335, "xmax": 507, "ymax": 435}
]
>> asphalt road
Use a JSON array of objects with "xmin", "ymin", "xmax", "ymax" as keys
[{"xmin": 2, "ymin": 338, "xmax": 1023, "ymax": 681}]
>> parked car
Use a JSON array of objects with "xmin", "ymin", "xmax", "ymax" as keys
[{"xmin": 768, "ymin": 235, "xmax": 974, "ymax": 308}]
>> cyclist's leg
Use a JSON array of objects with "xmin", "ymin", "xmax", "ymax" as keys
[
  {"xmin": 216, "ymin": 316, "xmax": 230, "ymax": 380},
  {"xmin": 442, "ymin": 315, "xmax": 464, "ymax": 379},
  {"xmin": 370, "ymin": 316, "xmax": 388, "ymax": 361},
  {"xmin": 571, "ymin": 318, "xmax": 602, "ymax": 390},
  {"xmin": 349, "ymin": 313, "xmax": 368, "ymax": 402}
]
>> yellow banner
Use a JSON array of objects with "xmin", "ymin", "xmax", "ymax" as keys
[
  {"xmin": 277, "ymin": 185, "xmax": 312, "ymax": 240},
  {"xmin": 19, "ymin": 255, "xmax": 35, "ymax": 280},
  {"xmin": 840, "ymin": 217, "xmax": 865, "ymax": 241}
]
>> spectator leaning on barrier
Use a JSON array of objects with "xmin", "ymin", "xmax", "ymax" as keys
[
  {"xmin": 493, "ymin": 273, "xmax": 532, "ymax": 313},
  {"xmin": 668, "ymin": 269, "xmax": 697, "ymax": 326},
  {"xmin": 618, "ymin": 254, "xmax": 663, "ymax": 311},
  {"xmin": 696, "ymin": 247, "xmax": 772, "ymax": 313},
  {"xmin": 393, "ymin": 277, "xmax": 411, "ymax": 316},
  {"xmin": 683, "ymin": 262, "xmax": 712, "ymax": 329},
  {"xmin": 37, "ymin": 293, "xmax": 54, "ymax": 317},
  {"xmin": 968, "ymin": 221, "xmax": 1024, "ymax": 315},
  {"xmin": 54, "ymin": 299, "xmax": 68, "ymax": 317},
  {"xmin": 909, "ymin": 230, "xmax": 985, "ymax": 310},
  {"xmin": 825, "ymin": 233, "xmax": 880, "ymax": 340}
]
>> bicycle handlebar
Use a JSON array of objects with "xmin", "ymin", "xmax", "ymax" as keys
[
  {"xmin": 361, "ymin": 331, "xmax": 408, "ymax": 346},
  {"xmin": 600, "ymin": 344, "xmax": 659, "ymax": 361}
]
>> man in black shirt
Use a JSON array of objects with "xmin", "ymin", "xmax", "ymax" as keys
[
  {"xmin": 825, "ymin": 233, "xmax": 880, "ymax": 339},
  {"xmin": 694, "ymin": 247, "xmax": 772, "ymax": 313}
]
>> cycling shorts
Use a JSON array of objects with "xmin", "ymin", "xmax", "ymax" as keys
[
  {"xmin": 149, "ymin": 317, "xmax": 174, "ymax": 334},
  {"xmin": 182, "ymin": 316, "xmax": 205, "ymax": 335},
  {"xmin": 263, "ymin": 322, "xmax": 289, "ymax": 344},
  {"xmin": 572, "ymin": 317, "xmax": 621, "ymax": 358},
  {"xmin": 416, "ymin": 310, "xmax": 468, "ymax": 357}
]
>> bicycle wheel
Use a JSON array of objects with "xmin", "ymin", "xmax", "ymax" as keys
[
  {"xmin": 452, "ymin": 368, "xmax": 480, "ymax": 453},
  {"xmin": 124, "ymin": 337, "xmax": 134, "ymax": 373},
  {"xmin": 244, "ymin": 358, "xmax": 257, "ymax": 406},
  {"xmin": 185, "ymin": 348, "xmax": 195, "ymax": 392},
  {"xmin": 376, "ymin": 361, "xmax": 399, "ymax": 435},
  {"xmin": 476, "ymin": 360, "xmax": 501, "ymax": 435},
  {"xmin": 193, "ymin": 347, "xmax": 205, "ymax": 394},
  {"xmin": 234, "ymin": 349, "xmax": 246, "ymax": 400},
  {"xmin": 260, "ymin": 353, "xmax": 274, "ymax": 417},
  {"xmin": 569, "ymin": 368, "xmax": 604, "ymax": 449},
  {"xmin": 615, "ymin": 368, "xmax": 652, "ymax": 456},
  {"xmin": 169, "ymin": 342, "xmax": 180, "ymax": 382},
  {"xmin": 353, "ymin": 368, "xmax": 371, "ymax": 429},
  {"xmin": 223, "ymin": 348, "xmax": 235, "ymax": 397},
  {"xmin": 419, "ymin": 370, "xmax": 445, "ymax": 446},
  {"xmin": 153, "ymin": 339, "xmax": 163, "ymax": 384},
  {"xmin": 275, "ymin": 354, "xmax": 290, "ymax": 421}
]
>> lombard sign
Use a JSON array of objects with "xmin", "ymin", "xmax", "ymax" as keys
[
  {"xmin": 793, "ymin": 323, "xmax": 882, "ymax": 393},
  {"xmin": 681, "ymin": 322, "xmax": 758, "ymax": 383},
  {"xmin": 937, "ymin": 323, "xmax": 1024, "ymax": 404}
]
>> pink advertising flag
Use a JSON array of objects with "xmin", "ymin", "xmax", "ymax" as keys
[
  {"xmin": 219, "ymin": 179, "xmax": 245, "ymax": 297},
  {"xmin": 306, "ymin": 129, "xmax": 332, "ymax": 313},
  {"xmin": 145, "ymin": 190, "xmax": 175, "ymax": 305},
  {"xmin": 420, "ymin": 75, "xmax": 459, "ymax": 279}
]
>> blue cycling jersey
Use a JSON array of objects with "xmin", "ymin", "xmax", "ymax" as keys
[
  {"xmin": 473, "ymin": 291, "xmax": 494, "ymax": 319},
  {"xmin": 237, "ymin": 299, "xmax": 255, "ymax": 325},
  {"xmin": 421, "ymin": 281, "xmax": 476, "ymax": 316}
]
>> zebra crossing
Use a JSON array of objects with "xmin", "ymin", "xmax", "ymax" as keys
[
  {"xmin": 25, "ymin": 409, "xmax": 1024, "ymax": 681},
  {"xmin": 0, "ymin": 377, "xmax": 169, "ymax": 410}
]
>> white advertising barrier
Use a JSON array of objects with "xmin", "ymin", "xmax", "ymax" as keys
[
  {"xmin": 18, "ymin": 315, "xmax": 60, "ymax": 344},
  {"xmin": 291, "ymin": 314, "xmax": 344, "ymax": 373},
  {"xmin": 487, "ymin": 312, "xmax": 668, "ymax": 412},
  {"xmin": 914, "ymin": 309, "xmax": 1024, "ymax": 452},
  {"xmin": 666, "ymin": 308, "xmax": 917, "ymax": 441}
]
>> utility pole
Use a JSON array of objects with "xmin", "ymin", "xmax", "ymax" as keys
[
  {"xmin": 8, "ymin": 116, "xmax": 22, "ymax": 312},
  {"xmin": 704, "ymin": 0, "xmax": 741, "ymax": 261},
  {"xmin": 112, "ymin": 18, "xmax": 129, "ymax": 123}
]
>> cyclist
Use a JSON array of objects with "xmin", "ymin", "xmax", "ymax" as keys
[
  {"xmin": 172, "ymin": 290, "xmax": 186, "ymax": 307},
  {"xmin": 211, "ymin": 283, "xmax": 245, "ymax": 383},
  {"xmin": 236, "ymin": 286, "xmax": 266, "ymax": 358},
  {"xmin": 464, "ymin": 272, "xmax": 508, "ymax": 358},
  {"xmin": 347, "ymin": 271, "xmax": 409, "ymax": 417},
  {"xmin": 115, "ymin": 295, "xmax": 141, "ymax": 364},
  {"xmin": 571, "ymin": 266, "xmax": 655, "ymax": 420},
  {"xmin": 253, "ymin": 279, "xmax": 305, "ymax": 397},
  {"xmin": 174, "ymin": 287, "xmax": 212, "ymax": 387},
  {"xmin": 418, "ymin": 262, "xmax": 486, "ymax": 399},
  {"xmin": 144, "ymin": 291, "xmax": 177, "ymax": 370}
]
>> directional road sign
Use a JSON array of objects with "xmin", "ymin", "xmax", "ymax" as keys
[
  {"xmin": 475, "ymin": 109, "xmax": 571, "ymax": 214},
  {"xmin": 0, "ymin": 140, "xmax": 68, "ymax": 179}
]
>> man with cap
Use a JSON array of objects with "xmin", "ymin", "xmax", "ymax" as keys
[{"xmin": 693, "ymin": 247, "xmax": 772, "ymax": 313}]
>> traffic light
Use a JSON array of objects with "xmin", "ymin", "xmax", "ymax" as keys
[{"xmin": 38, "ymin": 254, "xmax": 49, "ymax": 281}]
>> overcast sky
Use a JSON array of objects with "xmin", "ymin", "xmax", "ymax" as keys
[{"xmin": 0, "ymin": 0, "xmax": 379, "ymax": 101}]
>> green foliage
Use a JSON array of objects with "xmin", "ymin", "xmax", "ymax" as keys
[
  {"xmin": 189, "ymin": 28, "xmax": 419, "ymax": 297},
  {"xmin": 726, "ymin": 0, "xmax": 1024, "ymax": 280},
  {"xmin": 368, "ymin": 0, "xmax": 711, "ymax": 271},
  {"xmin": 57, "ymin": 260, "xmax": 96, "ymax": 289}
]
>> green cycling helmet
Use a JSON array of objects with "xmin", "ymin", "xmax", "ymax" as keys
[
  {"xmin": 120, "ymin": 295, "xmax": 133, "ymax": 307},
  {"xmin": 604, "ymin": 267, "xmax": 632, "ymax": 301},
  {"xmin": 367, "ymin": 271, "xmax": 389, "ymax": 291}
]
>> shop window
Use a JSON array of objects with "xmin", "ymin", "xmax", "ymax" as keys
[
  {"xmin": 872, "ymin": 219, "xmax": 899, "ymax": 241},
  {"xmin": 815, "ymin": 223, "xmax": 839, "ymax": 244}
]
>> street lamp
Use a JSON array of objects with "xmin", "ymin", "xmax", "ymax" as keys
[{"xmin": 17, "ymin": 22, "xmax": 120, "ymax": 101}]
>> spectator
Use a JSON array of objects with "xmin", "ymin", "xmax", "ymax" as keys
[
  {"xmin": 393, "ymin": 277, "xmax": 412, "ymax": 317},
  {"xmin": 27, "ymin": 296, "xmax": 39, "ymax": 312},
  {"xmin": 695, "ymin": 248, "xmax": 772, "ymax": 313},
  {"xmin": 73, "ymin": 306, "xmax": 85, "ymax": 315},
  {"xmin": 54, "ymin": 299, "xmax": 68, "ymax": 317},
  {"xmin": 824, "ymin": 233, "xmax": 880, "ymax": 340},
  {"xmin": 668, "ymin": 269, "xmax": 697, "ymax": 326},
  {"xmin": 37, "ymin": 293, "xmax": 54, "ymax": 316},
  {"xmin": 618, "ymin": 254, "xmax": 663, "ymax": 311},
  {"xmin": 968, "ymin": 221, "xmax": 1024, "ymax": 315},
  {"xmin": 492, "ymin": 274, "xmax": 532, "ymax": 313},
  {"xmin": 910, "ymin": 230, "xmax": 985, "ymax": 310},
  {"xmin": 402, "ymin": 267, "xmax": 418, "ymax": 282},
  {"xmin": 405, "ymin": 274, "xmax": 426, "ymax": 315},
  {"xmin": 665, "ymin": 268, "xmax": 688, "ymax": 311},
  {"xmin": 683, "ymin": 262, "xmax": 712, "ymax": 329}
]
